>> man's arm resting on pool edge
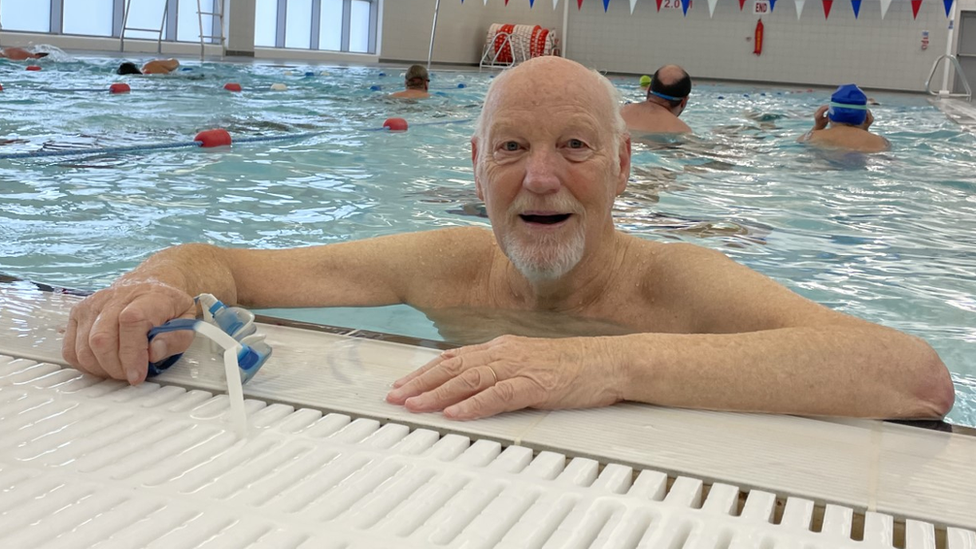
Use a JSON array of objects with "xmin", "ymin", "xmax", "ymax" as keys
[
  {"xmin": 387, "ymin": 246, "xmax": 955, "ymax": 420},
  {"xmin": 62, "ymin": 229, "xmax": 486, "ymax": 383}
]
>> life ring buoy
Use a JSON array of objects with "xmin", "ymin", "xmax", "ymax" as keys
[{"xmin": 753, "ymin": 19, "xmax": 764, "ymax": 56}]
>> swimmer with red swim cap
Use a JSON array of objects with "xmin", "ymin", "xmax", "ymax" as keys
[
  {"xmin": 798, "ymin": 84, "xmax": 889, "ymax": 153},
  {"xmin": 0, "ymin": 47, "xmax": 49, "ymax": 61}
]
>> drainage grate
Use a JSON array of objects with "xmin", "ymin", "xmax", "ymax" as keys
[{"xmin": 0, "ymin": 354, "xmax": 974, "ymax": 549}]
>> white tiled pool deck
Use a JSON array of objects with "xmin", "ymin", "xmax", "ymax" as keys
[{"xmin": 1, "ymin": 283, "xmax": 974, "ymax": 547}]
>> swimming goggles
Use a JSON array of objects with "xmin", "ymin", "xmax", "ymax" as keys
[
  {"xmin": 146, "ymin": 293, "xmax": 272, "ymax": 384},
  {"xmin": 829, "ymin": 101, "xmax": 868, "ymax": 110},
  {"xmin": 649, "ymin": 90, "xmax": 687, "ymax": 102}
]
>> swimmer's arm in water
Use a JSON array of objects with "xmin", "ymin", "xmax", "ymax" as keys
[{"xmin": 389, "ymin": 245, "xmax": 954, "ymax": 421}]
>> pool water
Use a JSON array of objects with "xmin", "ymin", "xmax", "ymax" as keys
[{"xmin": 1, "ymin": 53, "xmax": 974, "ymax": 426}]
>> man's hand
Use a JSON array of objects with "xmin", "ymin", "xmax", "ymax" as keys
[
  {"xmin": 62, "ymin": 281, "xmax": 196, "ymax": 384},
  {"xmin": 812, "ymin": 105, "xmax": 829, "ymax": 131},
  {"xmin": 385, "ymin": 335, "xmax": 625, "ymax": 420},
  {"xmin": 860, "ymin": 109, "xmax": 874, "ymax": 130}
]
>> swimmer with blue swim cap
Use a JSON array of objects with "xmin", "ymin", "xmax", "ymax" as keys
[
  {"xmin": 828, "ymin": 83, "xmax": 868, "ymax": 126},
  {"xmin": 798, "ymin": 83, "xmax": 889, "ymax": 153}
]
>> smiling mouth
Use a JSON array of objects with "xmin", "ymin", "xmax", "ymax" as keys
[{"xmin": 519, "ymin": 213, "xmax": 573, "ymax": 225}]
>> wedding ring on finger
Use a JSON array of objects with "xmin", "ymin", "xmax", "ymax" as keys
[{"xmin": 486, "ymin": 366, "xmax": 498, "ymax": 386}]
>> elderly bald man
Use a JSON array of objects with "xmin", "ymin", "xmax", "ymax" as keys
[{"xmin": 62, "ymin": 56, "xmax": 953, "ymax": 422}]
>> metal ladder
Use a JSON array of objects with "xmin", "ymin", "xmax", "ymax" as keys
[
  {"xmin": 197, "ymin": 0, "xmax": 226, "ymax": 61},
  {"xmin": 925, "ymin": 55, "xmax": 973, "ymax": 101},
  {"xmin": 119, "ymin": 0, "xmax": 167, "ymax": 54}
]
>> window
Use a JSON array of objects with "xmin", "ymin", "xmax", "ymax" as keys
[
  {"xmin": 319, "ymin": 0, "xmax": 342, "ymax": 51},
  {"xmin": 1, "ymin": 2, "xmax": 52, "ymax": 33},
  {"xmin": 284, "ymin": 0, "xmax": 312, "ymax": 49},
  {"xmin": 254, "ymin": 0, "xmax": 278, "ymax": 47},
  {"xmin": 178, "ymin": 0, "xmax": 216, "ymax": 42},
  {"xmin": 63, "ymin": 0, "xmax": 114, "ymax": 36},
  {"xmin": 123, "ymin": 0, "xmax": 168, "ymax": 40},
  {"xmin": 257, "ymin": 0, "xmax": 375, "ymax": 53},
  {"xmin": 349, "ymin": 0, "xmax": 370, "ymax": 53}
]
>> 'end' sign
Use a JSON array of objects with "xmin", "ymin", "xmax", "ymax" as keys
[{"xmin": 755, "ymin": 0, "xmax": 769, "ymax": 13}]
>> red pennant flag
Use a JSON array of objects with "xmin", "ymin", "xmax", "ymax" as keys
[
  {"xmin": 505, "ymin": 0, "xmax": 509, "ymax": 4},
  {"xmin": 578, "ymin": 0, "xmax": 584, "ymax": 8},
  {"xmin": 739, "ymin": 0, "xmax": 746, "ymax": 9},
  {"xmin": 822, "ymin": 0, "xmax": 832, "ymax": 18},
  {"xmin": 656, "ymin": 0, "xmax": 663, "ymax": 9},
  {"xmin": 911, "ymin": 0, "xmax": 922, "ymax": 18}
]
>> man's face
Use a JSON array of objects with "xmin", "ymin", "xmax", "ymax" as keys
[{"xmin": 472, "ymin": 66, "xmax": 630, "ymax": 282}]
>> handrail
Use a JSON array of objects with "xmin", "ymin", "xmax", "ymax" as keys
[
  {"xmin": 120, "ymin": 0, "xmax": 167, "ymax": 54},
  {"xmin": 925, "ymin": 54, "xmax": 972, "ymax": 101}
]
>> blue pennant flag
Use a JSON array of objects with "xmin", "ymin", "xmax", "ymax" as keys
[
  {"xmin": 682, "ymin": 0, "xmax": 690, "ymax": 14},
  {"xmin": 769, "ymin": 0, "xmax": 777, "ymax": 10},
  {"xmin": 530, "ymin": 0, "xmax": 534, "ymax": 6},
  {"xmin": 604, "ymin": 0, "xmax": 611, "ymax": 10},
  {"xmin": 944, "ymin": 0, "xmax": 953, "ymax": 16},
  {"xmin": 851, "ymin": 0, "xmax": 861, "ymax": 17}
]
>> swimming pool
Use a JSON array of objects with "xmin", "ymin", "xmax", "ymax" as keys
[{"xmin": 1, "ymin": 54, "xmax": 974, "ymax": 426}]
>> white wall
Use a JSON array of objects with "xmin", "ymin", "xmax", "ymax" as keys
[
  {"xmin": 380, "ymin": 0, "xmax": 562, "ymax": 65},
  {"xmin": 382, "ymin": 0, "xmax": 958, "ymax": 91}
]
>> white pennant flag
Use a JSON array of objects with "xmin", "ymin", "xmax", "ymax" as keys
[
  {"xmin": 630, "ymin": 0, "xmax": 638, "ymax": 12},
  {"xmin": 794, "ymin": 0, "xmax": 804, "ymax": 18},
  {"xmin": 553, "ymin": 0, "xmax": 560, "ymax": 7},
  {"xmin": 707, "ymin": 0, "xmax": 718, "ymax": 16},
  {"xmin": 879, "ymin": 0, "xmax": 891, "ymax": 18}
]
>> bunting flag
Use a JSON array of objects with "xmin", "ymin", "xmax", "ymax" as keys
[
  {"xmin": 822, "ymin": 0, "xmax": 832, "ymax": 18},
  {"xmin": 769, "ymin": 0, "xmax": 777, "ymax": 10},
  {"xmin": 911, "ymin": 0, "xmax": 922, "ymax": 18},
  {"xmin": 851, "ymin": 0, "xmax": 860, "ymax": 17},
  {"xmin": 707, "ymin": 0, "xmax": 718, "ymax": 16},
  {"xmin": 656, "ymin": 0, "xmax": 663, "ymax": 10},
  {"xmin": 794, "ymin": 0, "xmax": 805, "ymax": 19},
  {"xmin": 682, "ymin": 0, "xmax": 690, "ymax": 14},
  {"xmin": 879, "ymin": 0, "xmax": 891, "ymax": 18},
  {"xmin": 739, "ymin": 0, "xmax": 746, "ymax": 9},
  {"xmin": 578, "ymin": 0, "xmax": 584, "ymax": 8},
  {"xmin": 529, "ymin": 0, "xmax": 534, "ymax": 7},
  {"xmin": 944, "ymin": 0, "xmax": 953, "ymax": 16},
  {"xmin": 553, "ymin": 0, "xmax": 559, "ymax": 8},
  {"xmin": 603, "ymin": 0, "xmax": 611, "ymax": 11},
  {"xmin": 630, "ymin": 0, "xmax": 639, "ymax": 13}
]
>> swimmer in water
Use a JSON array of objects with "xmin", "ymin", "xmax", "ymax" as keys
[
  {"xmin": 798, "ymin": 84, "xmax": 889, "ymax": 153},
  {"xmin": 117, "ymin": 59, "xmax": 181, "ymax": 75},
  {"xmin": 390, "ymin": 64, "xmax": 431, "ymax": 99},
  {"xmin": 0, "ymin": 47, "xmax": 49, "ymax": 61},
  {"xmin": 620, "ymin": 65, "xmax": 693, "ymax": 134}
]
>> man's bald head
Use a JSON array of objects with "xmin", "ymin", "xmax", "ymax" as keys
[
  {"xmin": 473, "ymin": 57, "xmax": 626, "ymax": 155},
  {"xmin": 648, "ymin": 64, "xmax": 691, "ymax": 107}
]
